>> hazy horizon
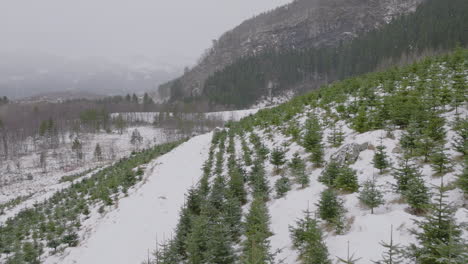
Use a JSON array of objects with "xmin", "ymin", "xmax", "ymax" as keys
[{"xmin": 1, "ymin": 0, "xmax": 292, "ymax": 67}]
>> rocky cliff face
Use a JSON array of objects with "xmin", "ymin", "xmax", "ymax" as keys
[{"xmin": 159, "ymin": 0, "xmax": 424, "ymax": 101}]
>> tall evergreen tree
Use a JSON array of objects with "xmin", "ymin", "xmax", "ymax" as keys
[
  {"xmin": 404, "ymin": 174, "xmax": 430, "ymax": 214},
  {"xmin": 407, "ymin": 181, "xmax": 467, "ymax": 264},
  {"xmin": 359, "ymin": 177, "xmax": 384, "ymax": 214},
  {"xmin": 452, "ymin": 117, "xmax": 467, "ymax": 155},
  {"xmin": 328, "ymin": 124, "xmax": 345, "ymax": 148},
  {"xmin": 392, "ymin": 157, "xmax": 420, "ymax": 193},
  {"xmin": 241, "ymin": 196, "xmax": 273, "ymax": 264},
  {"xmin": 289, "ymin": 209, "xmax": 332, "ymax": 264},
  {"xmin": 430, "ymin": 146, "xmax": 452, "ymax": 175},
  {"xmin": 270, "ymin": 147, "xmax": 286, "ymax": 173},
  {"xmin": 289, "ymin": 153, "xmax": 309, "ymax": 188},
  {"xmin": 317, "ymin": 188, "xmax": 346, "ymax": 233},
  {"xmin": 373, "ymin": 137, "xmax": 391, "ymax": 174},
  {"xmin": 275, "ymin": 176, "xmax": 291, "ymax": 198},
  {"xmin": 303, "ymin": 115, "xmax": 324, "ymax": 167}
]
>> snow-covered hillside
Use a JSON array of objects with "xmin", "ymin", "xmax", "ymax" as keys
[
  {"xmin": 44, "ymin": 133, "xmax": 212, "ymax": 264},
  {"xmin": 0, "ymin": 50, "xmax": 466, "ymax": 264}
]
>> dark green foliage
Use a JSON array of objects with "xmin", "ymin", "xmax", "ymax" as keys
[
  {"xmin": 241, "ymin": 196, "xmax": 273, "ymax": 264},
  {"xmin": 275, "ymin": 176, "xmax": 291, "ymax": 198},
  {"xmin": 289, "ymin": 209, "xmax": 331, "ymax": 264},
  {"xmin": 407, "ymin": 183, "xmax": 467, "ymax": 264},
  {"xmin": 317, "ymin": 189, "xmax": 346, "ymax": 233},
  {"xmin": 404, "ymin": 175, "xmax": 430, "ymax": 214},
  {"xmin": 328, "ymin": 124, "xmax": 345, "ymax": 148},
  {"xmin": 430, "ymin": 147, "xmax": 452, "ymax": 174},
  {"xmin": 303, "ymin": 115, "xmax": 324, "ymax": 167},
  {"xmin": 458, "ymin": 158, "xmax": 468, "ymax": 195},
  {"xmin": 228, "ymin": 166, "xmax": 247, "ymax": 205},
  {"xmin": 62, "ymin": 232, "xmax": 79, "ymax": 247},
  {"xmin": 400, "ymin": 121, "xmax": 422, "ymax": 156},
  {"xmin": 452, "ymin": 117, "xmax": 468, "ymax": 155},
  {"xmin": 392, "ymin": 157, "xmax": 421, "ymax": 194},
  {"xmin": 250, "ymin": 158, "xmax": 270, "ymax": 199},
  {"xmin": 359, "ymin": 178, "xmax": 384, "ymax": 214},
  {"xmin": 319, "ymin": 161, "xmax": 342, "ymax": 187},
  {"xmin": 197, "ymin": 0, "xmax": 468, "ymax": 108},
  {"xmin": 373, "ymin": 138, "xmax": 391, "ymax": 174},
  {"xmin": 319, "ymin": 162, "xmax": 359, "ymax": 193},
  {"xmin": 270, "ymin": 147, "xmax": 286, "ymax": 171},
  {"xmin": 334, "ymin": 166, "xmax": 360, "ymax": 193},
  {"xmin": 289, "ymin": 153, "xmax": 309, "ymax": 188},
  {"xmin": 186, "ymin": 215, "xmax": 210, "ymax": 264}
]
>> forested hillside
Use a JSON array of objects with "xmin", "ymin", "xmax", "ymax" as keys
[
  {"xmin": 194, "ymin": 0, "xmax": 467, "ymax": 108},
  {"xmin": 162, "ymin": 0, "xmax": 424, "ymax": 103},
  {"xmin": 145, "ymin": 49, "xmax": 467, "ymax": 263}
]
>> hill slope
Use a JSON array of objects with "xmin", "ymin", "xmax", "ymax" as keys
[
  {"xmin": 148, "ymin": 49, "xmax": 467, "ymax": 263},
  {"xmin": 159, "ymin": 0, "xmax": 424, "ymax": 101}
]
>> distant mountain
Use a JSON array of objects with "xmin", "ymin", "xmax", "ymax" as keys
[
  {"xmin": 0, "ymin": 52, "xmax": 182, "ymax": 100},
  {"xmin": 159, "ymin": 0, "xmax": 424, "ymax": 102}
]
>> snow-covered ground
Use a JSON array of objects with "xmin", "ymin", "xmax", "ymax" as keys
[
  {"xmin": 111, "ymin": 108, "xmax": 260, "ymax": 124},
  {"xmin": 0, "ymin": 126, "xmax": 175, "ymax": 221},
  {"xmin": 44, "ymin": 132, "xmax": 212, "ymax": 264}
]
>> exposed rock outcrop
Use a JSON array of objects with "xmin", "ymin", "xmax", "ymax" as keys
[{"xmin": 330, "ymin": 142, "xmax": 369, "ymax": 165}]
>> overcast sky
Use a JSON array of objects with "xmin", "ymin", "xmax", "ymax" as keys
[{"xmin": 0, "ymin": 0, "xmax": 292, "ymax": 67}]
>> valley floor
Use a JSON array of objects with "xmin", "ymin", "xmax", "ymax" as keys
[{"xmin": 44, "ymin": 133, "xmax": 212, "ymax": 264}]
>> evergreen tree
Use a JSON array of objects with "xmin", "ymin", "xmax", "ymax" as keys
[
  {"xmin": 94, "ymin": 143, "xmax": 103, "ymax": 162},
  {"xmin": 430, "ymin": 146, "xmax": 452, "ymax": 175},
  {"xmin": 275, "ymin": 176, "xmax": 291, "ymax": 198},
  {"xmin": 319, "ymin": 161, "xmax": 341, "ymax": 186},
  {"xmin": 407, "ymin": 182, "xmax": 467, "ymax": 264},
  {"xmin": 270, "ymin": 147, "xmax": 286, "ymax": 173},
  {"xmin": 373, "ymin": 226, "xmax": 404, "ymax": 264},
  {"xmin": 334, "ymin": 166, "xmax": 360, "ymax": 193},
  {"xmin": 452, "ymin": 117, "xmax": 467, "ymax": 155},
  {"xmin": 400, "ymin": 121, "xmax": 421, "ymax": 156},
  {"xmin": 337, "ymin": 242, "xmax": 361, "ymax": 264},
  {"xmin": 328, "ymin": 124, "xmax": 345, "ymax": 148},
  {"xmin": 303, "ymin": 115, "xmax": 324, "ymax": 167},
  {"xmin": 186, "ymin": 215, "xmax": 209, "ymax": 264},
  {"xmin": 228, "ymin": 166, "xmax": 247, "ymax": 204},
  {"xmin": 317, "ymin": 188, "xmax": 346, "ymax": 233},
  {"xmin": 241, "ymin": 196, "xmax": 273, "ymax": 264},
  {"xmin": 250, "ymin": 161, "xmax": 270, "ymax": 199},
  {"xmin": 289, "ymin": 153, "xmax": 309, "ymax": 188},
  {"xmin": 404, "ymin": 174, "xmax": 430, "ymax": 214},
  {"xmin": 289, "ymin": 209, "xmax": 331, "ymax": 264},
  {"xmin": 373, "ymin": 137, "xmax": 391, "ymax": 174},
  {"xmin": 359, "ymin": 178, "xmax": 384, "ymax": 214},
  {"xmin": 223, "ymin": 194, "xmax": 243, "ymax": 241},
  {"xmin": 392, "ymin": 157, "xmax": 420, "ymax": 193},
  {"xmin": 71, "ymin": 137, "xmax": 83, "ymax": 161},
  {"xmin": 457, "ymin": 158, "xmax": 468, "ymax": 195},
  {"xmin": 204, "ymin": 218, "xmax": 236, "ymax": 264}
]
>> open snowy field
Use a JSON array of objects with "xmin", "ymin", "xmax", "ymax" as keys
[
  {"xmin": 0, "ymin": 126, "xmax": 176, "ymax": 221},
  {"xmin": 44, "ymin": 133, "xmax": 212, "ymax": 264}
]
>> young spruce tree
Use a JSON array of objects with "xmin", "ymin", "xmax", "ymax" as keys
[{"xmin": 289, "ymin": 209, "xmax": 331, "ymax": 264}]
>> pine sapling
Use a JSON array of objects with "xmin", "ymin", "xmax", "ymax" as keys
[{"xmin": 359, "ymin": 177, "xmax": 384, "ymax": 214}]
